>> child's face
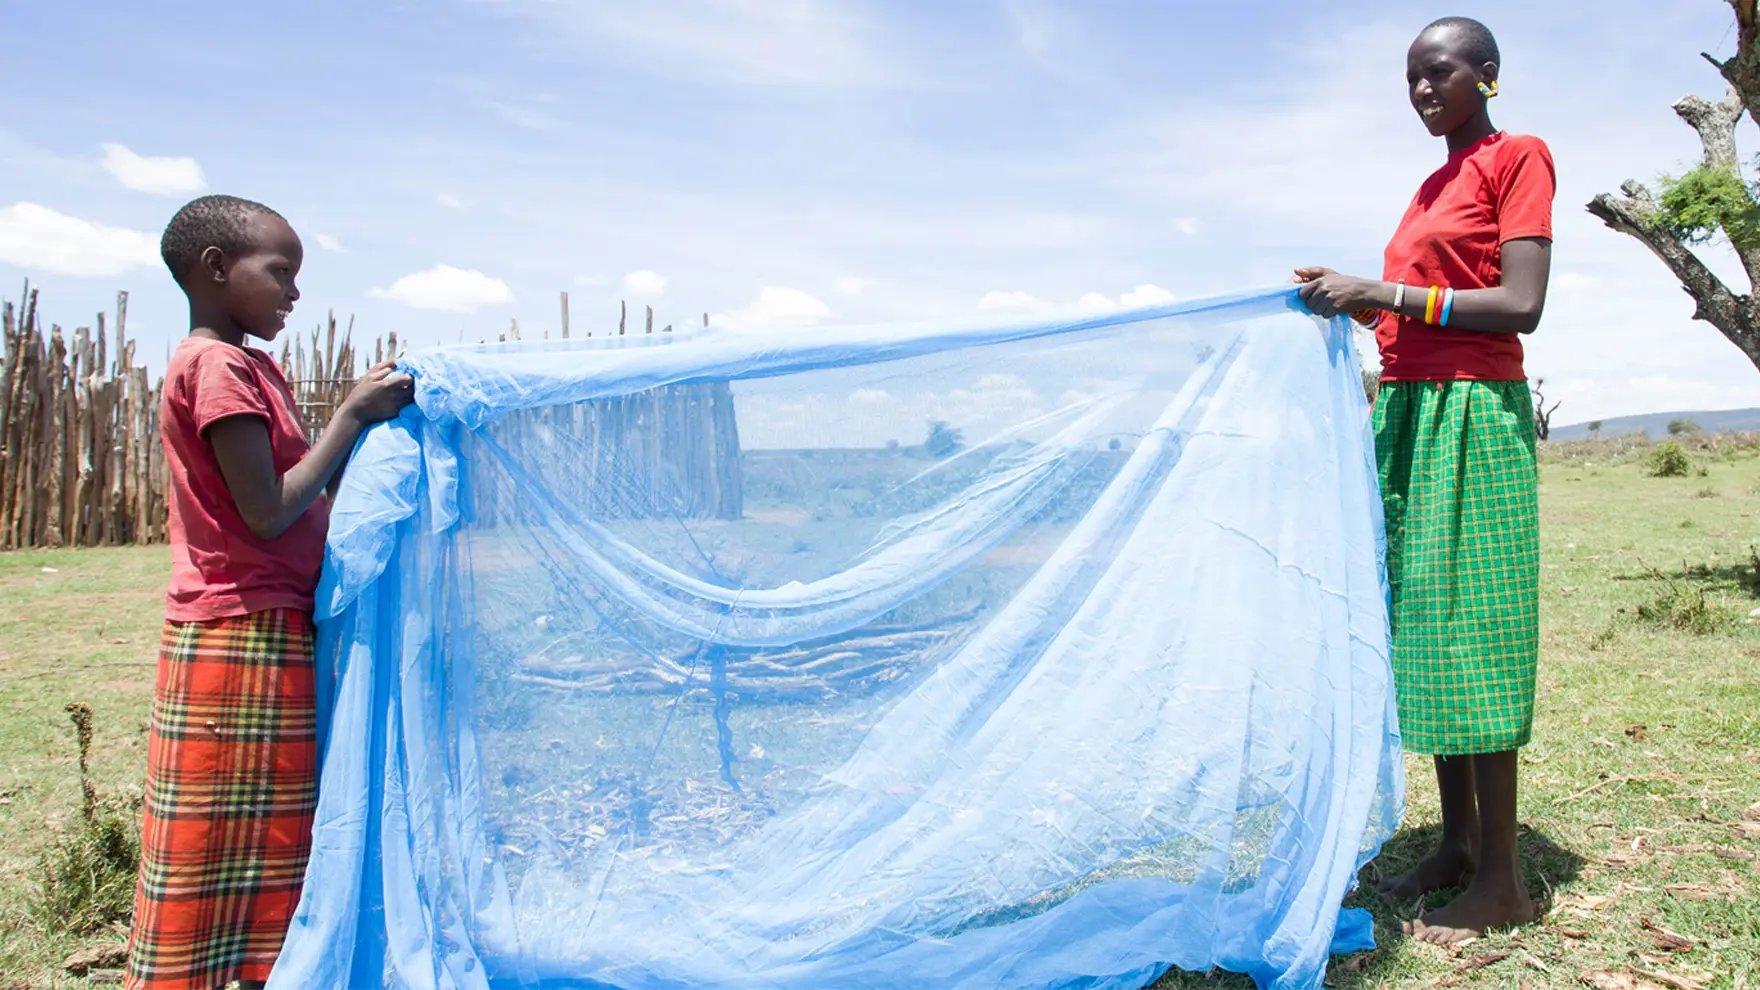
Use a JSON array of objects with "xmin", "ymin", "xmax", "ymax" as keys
[{"xmin": 221, "ymin": 214, "xmax": 303, "ymax": 341}]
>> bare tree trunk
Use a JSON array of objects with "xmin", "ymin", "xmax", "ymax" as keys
[
  {"xmin": 1710, "ymin": 1, "xmax": 1760, "ymax": 122},
  {"xmin": 1530, "ymin": 378, "xmax": 1560, "ymax": 442},
  {"xmin": 1587, "ymin": 3, "xmax": 1760, "ymax": 372}
]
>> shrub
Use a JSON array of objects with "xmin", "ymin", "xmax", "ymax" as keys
[
  {"xmin": 1667, "ymin": 418, "xmax": 1702, "ymax": 435},
  {"xmin": 33, "ymin": 704, "xmax": 140, "ymax": 936},
  {"xmin": 1634, "ymin": 582, "xmax": 1724, "ymax": 635},
  {"xmin": 924, "ymin": 420, "xmax": 964, "ymax": 459},
  {"xmin": 1645, "ymin": 442, "xmax": 1693, "ymax": 477}
]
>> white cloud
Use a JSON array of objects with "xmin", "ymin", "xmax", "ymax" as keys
[
  {"xmin": 982, "ymin": 284, "xmax": 1176, "ymax": 316},
  {"xmin": 712, "ymin": 286, "xmax": 833, "ymax": 331},
  {"xmin": 1548, "ymin": 374, "xmax": 1760, "ymax": 426},
  {"xmin": 1004, "ymin": 0, "xmax": 1058, "ymax": 64},
  {"xmin": 0, "ymin": 202, "xmax": 159, "ymax": 277},
  {"xmin": 1173, "ymin": 217, "xmax": 1199, "ymax": 236},
  {"xmin": 312, "ymin": 233, "xmax": 345, "ymax": 253},
  {"xmin": 621, "ymin": 268, "xmax": 667, "ymax": 298},
  {"xmin": 945, "ymin": 372, "xmax": 1047, "ymax": 438},
  {"xmin": 437, "ymin": 193, "xmax": 465, "ymax": 210},
  {"xmin": 978, "ymin": 290, "xmax": 1056, "ymax": 315},
  {"xmin": 98, "ymin": 143, "xmax": 205, "ymax": 196},
  {"xmin": 487, "ymin": 1, "xmax": 899, "ymax": 88},
  {"xmin": 1075, "ymin": 292, "xmax": 1115, "ymax": 314},
  {"xmin": 847, "ymin": 386, "xmax": 897, "ymax": 407},
  {"xmin": 1119, "ymin": 283, "xmax": 1177, "ymax": 308},
  {"xmin": 833, "ymin": 275, "xmax": 875, "ymax": 295},
  {"xmin": 370, "ymin": 264, "xmax": 512, "ymax": 312},
  {"xmin": 472, "ymin": 90, "xmax": 564, "ymax": 132},
  {"xmin": 735, "ymin": 372, "xmax": 1056, "ymax": 450}
]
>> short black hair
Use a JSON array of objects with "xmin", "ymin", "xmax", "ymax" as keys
[
  {"xmin": 1420, "ymin": 16, "xmax": 1500, "ymax": 68},
  {"xmin": 160, "ymin": 194, "xmax": 286, "ymax": 284}
]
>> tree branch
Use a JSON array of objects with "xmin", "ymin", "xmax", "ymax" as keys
[
  {"xmin": 1707, "ymin": 0, "xmax": 1760, "ymax": 124},
  {"xmin": 1586, "ymin": 181, "xmax": 1757, "ymax": 357},
  {"xmin": 1672, "ymin": 88, "xmax": 1760, "ymax": 288},
  {"xmin": 1584, "ymin": 3, "xmax": 1760, "ymax": 375},
  {"xmin": 1674, "ymin": 89, "xmax": 1744, "ymax": 168}
]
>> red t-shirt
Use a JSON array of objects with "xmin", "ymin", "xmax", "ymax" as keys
[
  {"xmin": 160, "ymin": 337, "xmax": 329, "ymax": 621},
  {"xmin": 1376, "ymin": 131, "xmax": 1555, "ymax": 381}
]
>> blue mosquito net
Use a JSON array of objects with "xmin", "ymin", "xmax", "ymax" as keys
[{"xmin": 268, "ymin": 285, "xmax": 1402, "ymax": 990}]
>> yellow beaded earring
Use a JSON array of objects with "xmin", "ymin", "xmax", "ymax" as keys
[{"xmin": 1477, "ymin": 80, "xmax": 1499, "ymax": 98}]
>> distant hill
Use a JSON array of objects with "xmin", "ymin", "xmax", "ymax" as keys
[{"xmin": 1550, "ymin": 407, "xmax": 1760, "ymax": 440}]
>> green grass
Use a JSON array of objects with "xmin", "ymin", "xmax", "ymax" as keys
[{"xmin": 3, "ymin": 440, "xmax": 1759, "ymax": 988}]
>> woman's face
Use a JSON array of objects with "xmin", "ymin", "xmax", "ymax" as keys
[{"xmin": 1406, "ymin": 31, "xmax": 1490, "ymax": 137}]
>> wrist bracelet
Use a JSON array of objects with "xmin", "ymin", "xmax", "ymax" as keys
[
  {"xmin": 1423, "ymin": 285, "xmax": 1441, "ymax": 325},
  {"xmin": 1392, "ymin": 281, "xmax": 1406, "ymax": 311},
  {"xmin": 1439, "ymin": 287, "xmax": 1455, "ymax": 326}
]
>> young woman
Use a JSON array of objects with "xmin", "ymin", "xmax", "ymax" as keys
[{"xmin": 1294, "ymin": 16, "xmax": 1554, "ymax": 944}]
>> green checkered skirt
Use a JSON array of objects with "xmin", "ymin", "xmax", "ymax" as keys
[{"xmin": 1374, "ymin": 380, "xmax": 1539, "ymax": 755}]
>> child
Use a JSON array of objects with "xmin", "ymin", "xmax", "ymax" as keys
[{"xmin": 125, "ymin": 194, "xmax": 413, "ymax": 989}]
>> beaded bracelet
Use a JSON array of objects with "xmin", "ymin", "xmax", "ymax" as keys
[
  {"xmin": 1439, "ymin": 287, "xmax": 1456, "ymax": 326},
  {"xmin": 1423, "ymin": 285, "xmax": 1441, "ymax": 325}
]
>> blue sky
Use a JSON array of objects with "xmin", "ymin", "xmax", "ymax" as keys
[{"xmin": 2, "ymin": 1, "xmax": 1756, "ymax": 422}]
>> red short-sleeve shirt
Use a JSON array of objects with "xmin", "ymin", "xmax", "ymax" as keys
[
  {"xmin": 159, "ymin": 337, "xmax": 329, "ymax": 621},
  {"xmin": 1376, "ymin": 131, "xmax": 1555, "ymax": 381}
]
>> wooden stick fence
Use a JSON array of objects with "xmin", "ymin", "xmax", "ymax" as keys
[
  {"xmin": 0, "ymin": 287, "xmax": 375, "ymax": 549},
  {"xmin": 2, "ymin": 286, "xmax": 165, "ymax": 548},
  {"xmin": 0, "ymin": 286, "xmax": 740, "ymax": 549}
]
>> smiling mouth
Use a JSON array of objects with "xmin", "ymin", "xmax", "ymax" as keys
[
  {"xmin": 1420, "ymin": 104, "xmax": 1445, "ymax": 119},
  {"xmin": 275, "ymin": 307, "xmax": 292, "ymax": 322}
]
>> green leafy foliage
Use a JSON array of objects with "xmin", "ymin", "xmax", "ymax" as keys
[
  {"xmin": 1646, "ymin": 441, "xmax": 1694, "ymax": 477},
  {"xmin": 35, "ymin": 804, "xmax": 139, "ymax": 936},
  {"xmin": 1655, "ymin": 164, "xmax": 1760, "ymax": 246},
  {"xmin": 32, "ymin": 705, "xmax": 139, "ymax": 936}
]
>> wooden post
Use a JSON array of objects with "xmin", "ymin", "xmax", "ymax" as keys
[{"xmin": 0, "ymin": 283, "xmax": 758, "ymax": 545}]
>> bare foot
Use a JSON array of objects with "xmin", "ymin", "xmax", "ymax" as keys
[
  {"xmin": 1401, "ymin": 879, "xmax": 1538, "ymax": 945},
  {"xmin": 1375, "ymin": 843, "xmax": 1475, "ymax": 900}
]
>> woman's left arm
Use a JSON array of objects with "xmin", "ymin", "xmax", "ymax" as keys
[{"xmin": 1295, "ymin": 238, "xmax": 1552, "ymax": 334}]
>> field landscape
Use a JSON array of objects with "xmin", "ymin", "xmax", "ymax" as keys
[
  {"xmin": 2, "ymin": 433, "xmax": 1757, "ymax": 987},
  {"xmin": 7, "ymin": 4, "xmax": 1760, "ymax": 987}
]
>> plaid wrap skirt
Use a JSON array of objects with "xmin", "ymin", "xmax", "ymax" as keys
[
  {"xmin": 124, "ymin": 608, "xmax": 318, "ymax": 990},
  {"xmin": 1374, "ymin": 380, "xmax": 1540, "ymax": 755}
]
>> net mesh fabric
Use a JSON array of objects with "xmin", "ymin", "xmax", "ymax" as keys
[{"xmin": 269, "ymin": 286, "xmax": 1402, "ymax": 990}]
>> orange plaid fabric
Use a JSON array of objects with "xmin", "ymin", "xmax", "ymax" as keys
[{"xmin": 124, "ymin": 608, "xmax": 317, "ymax": 989}]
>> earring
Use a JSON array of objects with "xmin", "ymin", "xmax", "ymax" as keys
[{"xmin": 1477, "ymin": 80, "xmax": 1499, "ymax": 98}]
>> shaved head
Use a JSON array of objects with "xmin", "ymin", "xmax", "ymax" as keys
[{"xmin": 1417, "ymin": 16, "xmax": 1500, "ymax": 69}]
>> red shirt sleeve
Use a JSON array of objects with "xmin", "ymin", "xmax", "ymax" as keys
[
  {"xmin": 1494, "ymin": 135, "xmax": 1555, "ymax": 243},
  {"xmin": 186, "ymin": 345, "xmax": 273, "ymax": 434}
]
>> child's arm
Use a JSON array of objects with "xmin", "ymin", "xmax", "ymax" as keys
[{"xmin": 210, "ymin": 360, "xmax": 413, "ymax": 540}]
